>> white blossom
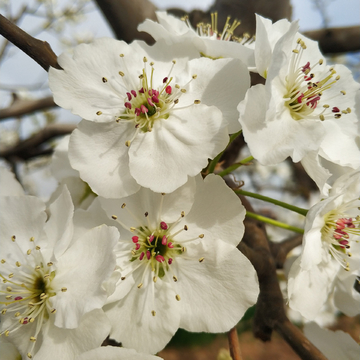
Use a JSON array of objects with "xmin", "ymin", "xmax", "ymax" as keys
[
  {"xmin": 95, "ymin": 175, "xmax": 259, "ymax": 354},
  {"xmin": 0, "ymin": 187, "xmax": 119, "ymax": 359},
  {"xmin": 49, "ymin": 38, "xmax": 249, "ymax": 198},
  {"xmin": 288, "ymin": 170, "xmax": 360, "ymax": 319}
]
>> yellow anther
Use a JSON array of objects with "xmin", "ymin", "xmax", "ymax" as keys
[
  {"xmin": 11, "ymin": 235, "xmax": 16, "ymax": 241},
  {"xmin": 173, "ymin": 275, "xmax": 178, "ymax": 282},
  {"xmin": 199, "ymin": 234, "xmax": 204, "ymax": 238},
  {"xmin": 151, "ymin": 310, "xmax": 156, "ymax": 316},
  {"xmin": 102, "ymin": 77, "xmax": 108, "ymax": 83},
  {"xmin": 137, "ymin": 283, "xmax": 143, "ymax": 289},
  {"xmin": 194, "ymin": 100, "xmax": 201, "ymax": 104},
  {"xmin": 15, "ymin": 261, "xmax": 21, "ymax": 267},
  {"xmin": 199, "ymin": 257, "xmax": 205, "ymax": 263},
  {"xmin": 111, "ymin": 215, "xmax": 118, "ymax": 220},
  {"xmin": 27, "ymin": 249, "xmax": 31, "ymax": 255},
  {"xmin": 121, "ymin": 203, "xmax": 126, "ymax": 208},
  {"xmin": 61, "ymin": 287, "xmax": 67, "ymax": 292},
  {"xmin": 30, "ymin": 336, "xmax": 36, "ymax": 342},
  {"xmin": 96, "ymin": 111, "xmax": 102, "ymax": 115},
  {"xmin": 119, "ymin": 71, "xmax": 125, "ymax": 76}
]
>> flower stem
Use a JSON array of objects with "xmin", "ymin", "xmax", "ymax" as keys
[
  {"xmin": 235, "ymin": 189, "xmax": 308, "ymax": 216},
  {"xmin": 218, "ymin": 155, "xmax": 254, "ymax": 177},
  {"xmin": 207, "ymin": 130, "xmax": 242, "ymax": 174},
  {"xmin": 246, "ymin": 211, "xmax": 304, "ymax": 234}
]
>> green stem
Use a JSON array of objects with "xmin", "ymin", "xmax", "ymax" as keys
[
  {"xmin": 235, "ymin": 189, "xmax": 308, "ymax": 216},
  {"xmin": 246, "ymin": 211, "xmax": 304, "ymax": 234},
  {"xmin": 207, "ymin": 130, "xmax": 242, "ymax": 174},
  {"xmin": 218, "ymin": 155, "xmax": 254, "ymax": 177}
]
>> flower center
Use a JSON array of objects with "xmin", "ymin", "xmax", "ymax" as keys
[
  {"xmin": 0, "ymin": 235, "xmax": 63, "ymax": 359},
  {"xmin": 111, "ymin": 195, "xmax": 206, "ymax": 317},
  {"xmin": 284, "ymin": 38, "xmax": 351, "ymax": 121},
  {"xmin": 95, "ymin": 56, "xmax": 200, "ymax": 147},
  {"xmin": 321, "ymin": 206, "xmax": 360, "ymax": 271}
]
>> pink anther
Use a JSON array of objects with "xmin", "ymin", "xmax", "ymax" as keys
[
  {"xmin": 126, "ymin": 92, "xmax": 132, "ymax": 101},
  {"xmin": 22, "ymin": 317, "xmax": 29, "ymax": 324},
  {"xmin": 139, "ymin": 87, "xmax": 145, "ymax": 94},
  {"xmin": 162, "ymin": 236, "xmax": 167, "ymax": 245},
  {"xmin": 139, "ymin": 252, "xmax": 145, "ymax": 260},
  {"xmin": 14, "ymin": 296, "xmax": 23, "ymax": 301},
  {"xmin": 135, "ymin": 243, "xmax": 141, "ymax": 250},
  {"xmin": 160, "ymin": 221, "xmax": 168, "ymax": 230},
  {"xmin": 166, "ymin": 85, "xmax": 172, "ymax": 94},
  {"xmin": 135, "ymin": 108, "xmax": 141, "ymax": 116},
  {"xmin": 168, "ymin": 258, "xmax": 173, "ymax": 265},
  {"xmin": 149, "ymin": 234, "xmax": 155, "ymax": 243},
  {"xmin": 131, "ymin": 90, "xmax": 137, "ymax": 97},
  {"xmin": 147, "ymin": 98, "xmax": 155, "ymax": 107},
  {"xmin": 125, "ymin": 102, "xmax": 132, "ymax": 109},
  {"xmin": 156, "ymin": 255, "xmax": 165, "ymax": 263},
  {"xmin": 168, "ymin": 242, "xmax": 174, "ymax": 248},
  {"xmin": 141, "ymin": 105, "xmax": 148, "ymax": 114},
  {"xmin": 163, "ymin": 77, "xmax": 168, "ymax": 83},
  {"xmin": 152, "ymin": 95, "xmax": 159, "ymax": 103},
  {"xmin": 332, "ymin": 107, "xmax": 340, "ymax": 113},
  {"xmin": 146, "ymin": 250, "xmax": 151, "ymax": 260},
  {"xmin": 132, "ymin": 236, "xmax": 139, "ymax": 243}
]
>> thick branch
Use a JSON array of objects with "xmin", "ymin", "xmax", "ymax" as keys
[
  {"xmin": 0, "ymin": 123, "xmax": 75, "ymax": 161},
  {"xmin": 304, "ymin": 26, "xmax": 360, "ymax": 54},
  {"xmin": 0, "ymin": 96, "xmax": 57, "ymax": 121},
  {"xmin": 94, "ymin": 0, "xmax": 157, "ymax": 43},
  {"xmin": 0, "ymin": 14, "xmax": 60, "ymax": 71}
]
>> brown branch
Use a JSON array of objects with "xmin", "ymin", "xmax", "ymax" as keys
[
  {"xmin": 269, "ymin": 234, "xmax": 303, "ymax": 269},
  {"xmin": 235, "ymin": 192, "xmax": 327, "ymax": 360},
  {"xmin": 0, "ymin": 123, "xmax": 75, "ymax": 161},
  {"xmin": 228, "ymin": 326, "xmax": 243, "ymax": 360},
  {"xmin": 94, "ymin": 0, "xmax": 157, "ymax": 44},
  {"xmin": 304, "ymin": 26, "xmax": 360, "ymax": 54},
  {"xmin": 0, "ymin": 96, "xmax": 57, "ymax": 121},
  {"xmin": 0, "ymin": 14, "xmax": 60, "ymax": 71}
]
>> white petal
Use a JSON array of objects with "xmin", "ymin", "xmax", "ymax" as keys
[
  {"xmin": 176, "ymin": 243, "xmax": 259, "ymax": 332},
  {"xmin": 76, "ymin": 346, "xmax": 163, "ymax": 360},
  {"xmin": 0, "ymin": 167, "xmax": 24, "ymax": 196},
  {"xmin": 34, "ymin": 309, "xmax": 111, "ymax": 360},
  {"xmin": 51, "ymin": 225, "xmax": 118, "ymax": 328},
  {"xmin": 69, "ymin": 120, "xmax": 141, "ymax": 198}
]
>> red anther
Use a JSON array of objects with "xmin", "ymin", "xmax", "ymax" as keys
[
  {"xmin": 339, "ymin": 240, "xmax": 349, "ymax": 246},
  {"xmin": 168, "ymin": 258, "xmax": 173, "ymax": 265},
  {"xmin": 135, "ymin": 243, "xmax": 141, "ymax": 250},
  {"xmin": 132, "ymin": 236, "xmax": 139, "ymax": 243},
  {"xmin": 139, "ymin": 252, "xmax": 145, "ymax": 260},
  {"xmin": 135, "ymin": 108, "xmax": 141, "ymax": 116},
  {"xmin": 149, "ymin": 234, "xmax": 155, "ymax": 243},
  {"xmin": 156, "ymin": 255, "xmax": 165, "ymax": 263},
  {"xmin": 166, "ymin": 85, "xmax": 172, "ymax": 94},
  {"xmin": 332, "ymin": 107, "xmax": 340, "ymax": 113},
  {"xmin": 163, "ymin": 77, "xmax": 168, "ymax": 83},
  {"xmin": 139, "ymin": 87, "xmax": 145, "ymax": 94},
  {"xmin": 22, "ymin": 317, "xmax": 29, "ymax": 325},
  {"xmin": 125, "ymin": 102, "xmax": 132, "ymax": 109},
  {"xmin": 131, "ymin": 90, "xmax": 137, "ymax": 97},
  {"xmin": 168, "ymin": 242, "xmax": 174, "ymax": 248},
  {"xmin": 162, "ymin": 236, "xmax": 167, "ymax": 245},
  {"xmin": 146, "ymin": 250, "xmax": 151, "ymax": 260},
  {"xmin": 148, "ymin": 89, "xmax": 153, "ymax": 96},
  {"xmin": 141, "ymin": 105, "xmax": 148, "ymax": 114},
  {"xmin": 14, "ymin": 296, "xmax": 23, "ymax": 300},
  {"xmin": 126, "ymin": 92, "xmax": 132, "ymax": 101},
  {"xmin": 153, "ymin": 90, "xmax": 159, "ymax": 97},
  {"xmin": 152, "ymin": 95, "xmax": 159, "ymax": 103},
  {"xmin": 147, "ymin": 97, "xmax": 155, "ymax": 107},
  {"xmin": 302, "ymin": 62, "xmax": 311, "ymax": 73},
  {"xmin": 307, "ymin": 95, "xmax": 320, "ymax": 109},
  {"xmin": 160, "ymin": 221, "xmax": 168, "ymax": 230},
  {"xmin": 334, "ymin": 229, "xmax": 348, "ymax": 240},
  {"xmin": 297, "ymin": 94, "xmax": 304, "ymax": 103}
]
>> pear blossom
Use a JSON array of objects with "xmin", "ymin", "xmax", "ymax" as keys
[
  {"xmin": 49, "ymin": 38, "xmax": 250, "ymax": 198},
  {"xmin": 288, "ymin": 170, "xmax": 360, "ymax": 319},
  {"xmin": 97, "ymin": 175, "xmax": 259, "ymax": 354},
  {"xmin": 138, "ymin": 11, "xmax": 255, "ymax": 67},
  {"xmin": 238, "ymin": 19, "xmax": 360, "ymax": 166},
  {"xmin": 0, "ymin": 187, "xmax": 119, "ymax": 359},
  {"xmin": 304, "ymin": 322, "xmax": 360, "ymax": 360}
]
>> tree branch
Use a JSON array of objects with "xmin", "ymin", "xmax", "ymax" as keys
[
  {"xmin": 304, "ymin": 26, "xmax": 360, "ymax": 54},
  {"xmin": 0, "ymin": 14, "xmax": 61, "ymax": 71},
  {"xmin": 0, "ymin": 96, "xmax": 57, "ymax": 121},
  {"xmin": 94, "ymin": 0, "xmax": 157, "ymax": 43},
  {"xmin": 269, "ymin": 234, "xmax": 303, "ymax": 269},
  {"xmin": 0, "ymin": 123, "xmax": 75, "ymax": 161},
  {"xmin": 228, "ymin": 326, "xmax": 243, "ymax": 360}
]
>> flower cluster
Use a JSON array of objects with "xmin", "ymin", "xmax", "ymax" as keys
[{"xmin": 2, "ymin": 9, "xmax": 359, "ymax": 360}]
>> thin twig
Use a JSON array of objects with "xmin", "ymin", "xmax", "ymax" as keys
[{"xmin": 228, "ymin": 326, "xmax": 242, "ymax": 360}]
